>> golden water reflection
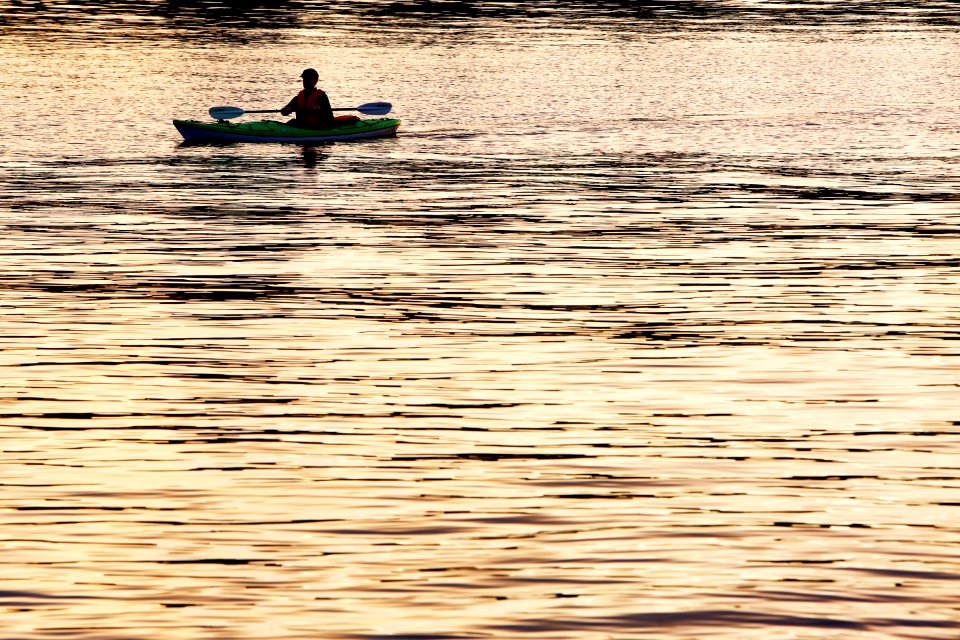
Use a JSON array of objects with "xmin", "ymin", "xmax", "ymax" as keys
[{"xmin": 1, "ymin": 2, "xmax": 960, "ymax": 639}]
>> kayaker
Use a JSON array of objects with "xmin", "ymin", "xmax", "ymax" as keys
[{"xmin": 280, "ymin": 68, "xmax": 334, "ymax": 129}]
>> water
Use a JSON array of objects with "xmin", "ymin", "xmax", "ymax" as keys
[{"xmin": 1, "ymin": 2, "xmax": 959, "ymax": 638}]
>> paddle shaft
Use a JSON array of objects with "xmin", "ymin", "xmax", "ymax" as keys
[
  {"xmin": 237, "ymin": 108, "xmax": 361, "ymax": 114},
  {"xmin": 208, "ymin": 102, "xmax": 392, "ymax": 119}
]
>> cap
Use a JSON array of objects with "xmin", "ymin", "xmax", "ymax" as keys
[{"xmin": 300, "ymin": 68, "xmax": 319, "ymax": 79}]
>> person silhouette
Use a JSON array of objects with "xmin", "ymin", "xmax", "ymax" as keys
[{"xmin": 280, "ymin": 68, "xmax": 334, "ymax": 129}]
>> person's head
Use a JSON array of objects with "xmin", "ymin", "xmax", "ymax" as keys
[{"xmin": 300, "ymin": 68, "xmax": 319, "ymax": 89}]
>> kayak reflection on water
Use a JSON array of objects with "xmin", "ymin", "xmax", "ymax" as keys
[{"xmin": 300, "ymin": 145, "xmax": 329, "ymax": 168}]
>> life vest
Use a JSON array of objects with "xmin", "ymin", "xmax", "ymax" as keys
[{"xmin": 295, "ymin": 88, "xmax": 328, "ymax": 128}]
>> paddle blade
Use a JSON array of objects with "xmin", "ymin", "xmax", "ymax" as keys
[
  {"xmin": 208, "ymin": 106, "xmax": 245, "ymax": 120},
  {"xmin": 355, "ymin": 101, "xmax": 392, "ymax": 116}
]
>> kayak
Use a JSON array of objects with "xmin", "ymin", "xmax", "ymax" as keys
[{"xmin": 173, "ymin": 117, "xmax": 400, "ymax": 143}]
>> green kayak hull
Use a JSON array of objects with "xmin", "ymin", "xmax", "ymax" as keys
[{"xmin": 173, "ymin": 117, "xmax": 400, "ymax": 143}]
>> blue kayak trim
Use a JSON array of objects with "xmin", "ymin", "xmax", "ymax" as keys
[{"xmin": 173, "ymin": 118, "xmax": 400, "ymax": 143}]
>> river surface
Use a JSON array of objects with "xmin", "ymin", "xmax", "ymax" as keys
[{"xmin": 1, "ymin": 2, "xmax": 959, "ymax": 639}]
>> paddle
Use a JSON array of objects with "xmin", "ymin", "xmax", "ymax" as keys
[{"xmin": 208, "ymin": 101, "xmax": 392, "ymax": 120}]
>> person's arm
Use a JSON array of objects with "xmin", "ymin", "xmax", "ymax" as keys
[{"xmin": 280, "ymin": 96, "xmax": 297, "ymax": 116}]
